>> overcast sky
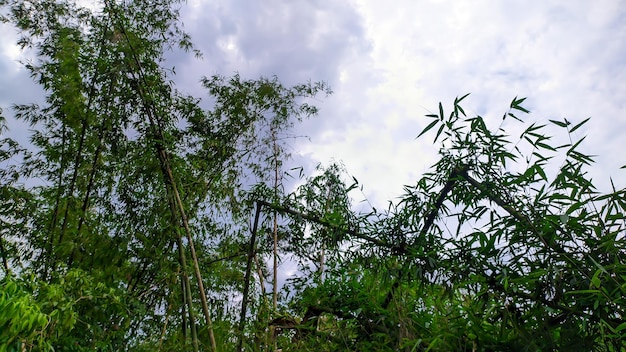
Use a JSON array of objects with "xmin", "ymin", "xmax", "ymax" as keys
[
  {"xmin": 177, "ymin": 0, "xmax": 626, "ymax": 206},
  {"xmin": 2, "ymin": 0, "xmax": 626, "ymax": 208}
]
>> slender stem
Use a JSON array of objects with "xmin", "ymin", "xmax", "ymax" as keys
[
  {"xmin": 237, "ymin": 202, "xmax": 262, "ymax": 352},
  {"xmin": 43, "ymin": 124, "xmax": 67, "ymax": 279},
  {"xmin": 181, "ymin": 246, "xmax": 199, "ymax": 352},
  {"xmin": 172, "ymin": 197, "xmax": 198, "ymax": 351},
  {"xmin": 271, "ymin": 128, "xmax": 280, "ymax": 309},
  {"xmin": 272, "ymin": 207, "xmax": 278, "ymax": 309},
  {"xmin": 165, "ymin": 151, "xmax": 216, "ymax": 350},
  {"xmin": 107, "ymin": 3, "xmax": 217, "ymax": 349}
]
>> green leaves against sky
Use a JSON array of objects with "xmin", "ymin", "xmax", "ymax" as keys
[{"xmin": 0, "ymin": 1, "xmax": 625, "ymax": 351}]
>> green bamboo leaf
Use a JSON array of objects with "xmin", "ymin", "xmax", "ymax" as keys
[
  {"xmin": 615, "ymin": 322, "xmax": 626, "ymax": 332},
  {"xmin": 416, "ymin": 119, "xmax": 439, "ymax": 139},
  {"xmin": 510, "ymin": 96, "xmax": 530, "ymax": 113},
  {"xmin": 435, "ymin": 123, "xmax": 445, "ymax": 142},
  {"xmin": 567, "ymin": 136, "xmax": 587, "ymax": 154},
  {"xmin": 569, "ymin": 117, "xmax": 590, "ymax": 133},
  {"xmin": 507, "ymin": 112, "xmax": 523, "ymax": 122},
  {"xmin": 589, "ymin": 257, "xmax": 608, "ymax": 274},
  {"xmin": 566, "ymin": 201, "xmax": 585, "ymax": 215},
  {"xmin": 590, "ymin": 269, "xmax": 602, "ymax": 289},
  {"xmin": 457, "ymin": 105, "xmax": 466, "ymax": 117},
  {"xmin": 535, "ymin": 164, "xmax": 547, "ymax": 181},
  {"xmin": 456, "ymin": 93, "xmax": 470, "ymax": 103},
  {"xmin": 438, "ymin": 102, "xmax": 444, "ymax": 121},
  {"xmin": 536, "ymin": 142, "xmax": 556, "ymax": 151},
  {"xmin": 549, "ymin": 119, "xmax": 569, "ymax": 128}
]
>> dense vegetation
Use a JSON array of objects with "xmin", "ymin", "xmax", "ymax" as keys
[{"xmin": 1, "ymin": 1, "xmax": 625, "ymax": 351}]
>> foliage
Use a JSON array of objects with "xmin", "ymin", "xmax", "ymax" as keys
[
  {"xmin": 1, "ymin": 0, "xmax": 625, "ymax": 351},
  {"xmin": 0, "ymin": 269, "xmax": 126, "ymax": 351},
  {"xmin": 1, "ymin": 0, "xmax": 328, "ymax": 350},
  {"xmin": 274, "ymin": 95, "xmax": 626, "ymax": 351},
  {"xmin": 0, "ymin": 276, "xmax": 51, "ymax": 352}
]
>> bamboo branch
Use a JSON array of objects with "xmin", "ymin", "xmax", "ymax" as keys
[
  {"xmin": 256, "ymin": 200, "xmax": 392, "ymax": 249},
  {"xmin": 384, "ymin": 164, "xmax": 468, "ymax": 309},
  {"xmin": 457, "ymin": 169, "xmax": 571, "ymax": 258},
  {"xmin": 419, "ymin": 164, "xmax": 470, "ymax": 239}
]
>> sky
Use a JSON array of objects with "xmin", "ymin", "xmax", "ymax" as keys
[
  {"xmin": 174, "ymin": 0, "xmax": 626, "ymax": 206},
  {"xmin": 2, "ymin": 0, "xmax": 626, "ymax": 208}
]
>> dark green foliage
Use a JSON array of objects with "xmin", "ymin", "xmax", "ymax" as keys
[{"xmin": 276, "ymin": 96, "xmax": 625, "ymax": 351}]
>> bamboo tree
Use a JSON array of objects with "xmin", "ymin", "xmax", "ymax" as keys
[
  {"xmin": 103, "ymin": 2, "xmax": 218, "ymax": 348},
  {"xmin": 3, "ymin": 2, "xmax": 331, "ymax": 350},
  {"xmin": 4, "ymin": 0, "xmax": 213, "ymax": 348}
]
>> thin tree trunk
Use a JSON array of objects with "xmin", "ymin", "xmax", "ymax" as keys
[
  {"xmin": 43, "ymin": 124, "xmax": 68, "ymax": 279},
  {"xmin": 237, "ymin": 202, "xmax": 262, "ymax": 352},
  {"xmin": 319, "ymin": 178, "xmax": 333, "ymax": 282},
  {"xmin": 253, "ymin": 254, "xmax": 266, "ymax": 296},
  {"xmin": 272, "ymin": 208, "xmax": 278, "ymax": 309},
  {"xmin": 319, "ymin": 243, "xmax": 325, "ymax": 281},
  {"xmin": 163, "ymin": 151, "xmax": 216, "ymax": 351},
  {"xmin": 67, "ymin": 117, "xmax": 107, "ymax": 268},
  {"xmin": 178, "ymin": 235, "xmax": 199, "ymax": 352},
  {"xmin": 271, "ymin": 132, "xmax": 280, "ymax": 352},
  {"xmin": 57, "ymin": 118, "xmax": 88, "ymax": 253},
  {"xmin": 170, "ymin": 197, "xmax": 199, "ymax": 351},
  {"xmin": 68, "ymin": 58, "xmax": 119, "ymax": 268},
  {"xmin": 272, "ymin": 131, "xmax": 279, "ymax": 311},
  {"xmin": 180, "ymin": 268, "xmax": 188, "ymax": 339},
  {"xmin": 253, "ymin": 253, "xmax": 270, "ymax": 350},
  {"xmin": 106, "ymin": 3, "xmax": 218, "ymax": 349}
]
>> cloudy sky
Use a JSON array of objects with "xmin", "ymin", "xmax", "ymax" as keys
[
  {"xmin": 2, "ymin": 0, "xmax": 626, "ymax": 208},
  {"xmin": 176, "ymin": 0, "xmax": 626, "ymax": 206}
]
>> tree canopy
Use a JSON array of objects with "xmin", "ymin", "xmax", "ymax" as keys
[{"xmin": 1, "ymin": 1, "xmax": 625, "ymax": 351}]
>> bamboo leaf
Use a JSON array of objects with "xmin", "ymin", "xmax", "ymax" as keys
[
  {"xmin": 569, "ymin": 117, "xmax": 591, "ymax": 133},
  {"xmin": 438, "ymin": 102, "xmax": 444, "ymax": 121},
  {"xmin": 549, "ymin": 119, "xmax": 568, "ymax": 128},
  {"xmin": 417, "ymin": 119, "xmax": 439, "ymax": 139}
]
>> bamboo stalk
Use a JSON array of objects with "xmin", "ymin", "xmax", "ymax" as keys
[
  {"xmin": 237, "ymin": 202, "xmax": 262, "ymax": 352},
  {"xmin": 106, "ymin": 2, "xmax": 217, "ymax": 349}
]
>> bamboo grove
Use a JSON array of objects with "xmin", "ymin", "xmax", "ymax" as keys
[{"xmin": 1, "ymin": 1, "xmax": 625, "ymax": 351}]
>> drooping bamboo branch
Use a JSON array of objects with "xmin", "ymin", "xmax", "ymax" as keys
[
  {"xmin": 256, "ymin": 200, "xmax": 390, "ymax": 249},
  {"xmin": 384, "ymin": 164, "xmax": 469, "ymax": 309},
  {"xmin": 419, "ymin": 164, "xmax": 471, "ymax": 240},
  {"xmin": 457, "ymin": 168, "xmax": 594, "ymax": 281},
  {"xmin": 456, "ymin": 168, "xmax": 573, "ymax": 255}
]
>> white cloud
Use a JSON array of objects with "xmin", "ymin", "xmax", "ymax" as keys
[{"xmin": 313, "ymin": 0, "xmax": 626, "ymax": 201}]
